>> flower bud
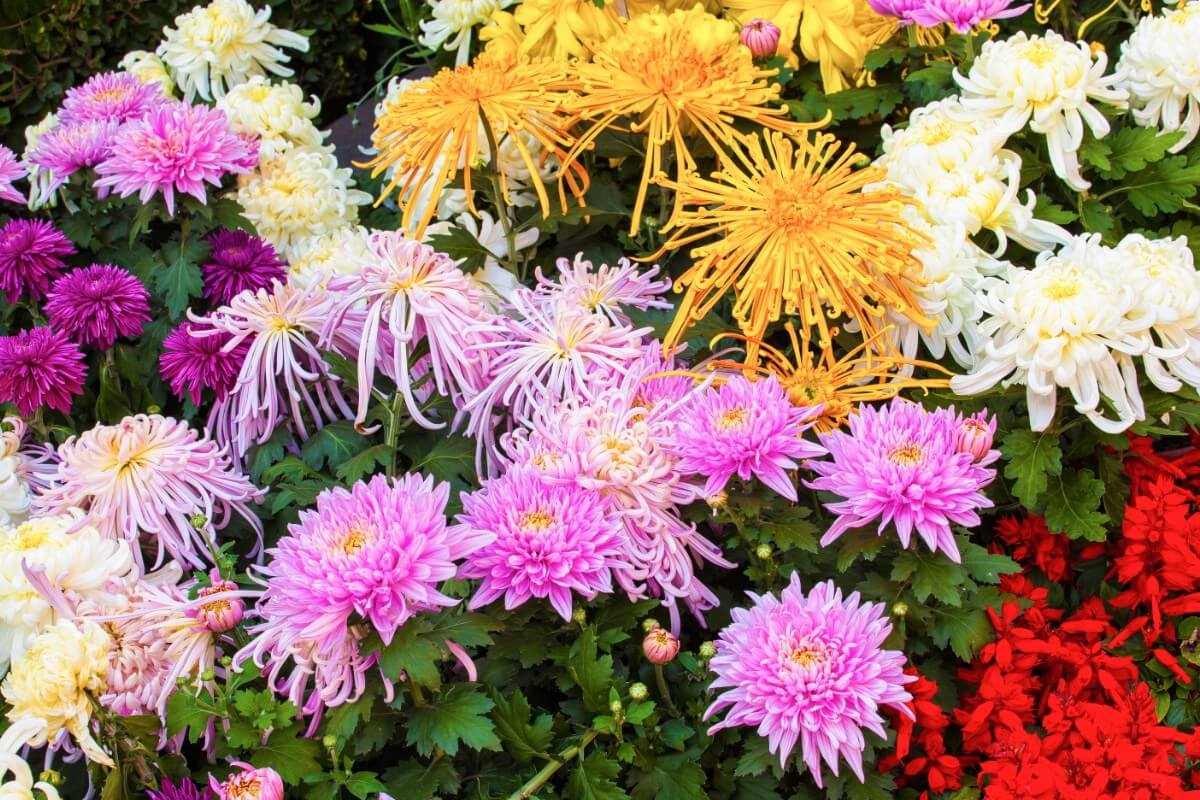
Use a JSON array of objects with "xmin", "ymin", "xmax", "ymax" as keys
[
  {"xmin": 740, "ymin": 19, "xmax": 781, "ymax": 58},
  {"xmin": 201, "ymin": 668, "xmax": 216, "ymax": 682},
  {"xmin": 642, "ymin": 618, "xmax": 660, "ymax": 633},
  {"xmin": 705, "ymin": 491, "xmax": 728, "ymax": 510},
  {"xmin": 189, "ymin": 513, "xmax": 209, "ymax": 530},
  {"xmin": 190, "ymin": 571, "xmax": 244, "ymax": 633},
  {"xmin": 321, "ymin": 734, "xmax": 338, "ymax": 750},
  {"xmin": 892, "ymin": 602, "xmax": 909, "ymax": 617},
  {"xmin": 754, "ymin": 544, "xmax": 773, "ymax": 560},
  {"xmin": 643, "ymin": 625, "xmax": 680, "ymax": 665},
  {"xmin": 698, "ymin": 641, "xmax": 717, "ymax": 658},
  {"xmin": 610, "ymin": 699, "xmax": 624, "ymax": 714},
  {"xmin": 38, "ymin": 770, "xmax": 63, "ymax": 786},
  {"xmin": 629, "ymin": 682, "xmax": 648, "ymax": 701},
  {"xmin": 572, "ymin": 607, "xmax": 587, "ymax": 625},
  {"xmin": 212, "ymin": 762, "xmax": 284, "ymax": 800},
  {"xmin": 955, "ymin": 411, "xmax": 996, "ymax": 462}
]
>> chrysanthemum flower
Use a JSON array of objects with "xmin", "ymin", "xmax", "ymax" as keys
[
  {"xmin": 0, "ymin": 145, "xmax": 26, "ymax": 205},
  {"xmin": 563, "ymin": 7, "xmax": 818, "ymax": 236},
  {"xmin": 1117, "ymin": 2, "xmax": 1200, "ymax": 152},
  {"xmin": 535, "ymin": 254, "xmax": 671, "ymax": 326},
  {"xmin": 955, "ymin": 31, "xmax": 1127, "ymax": 191},
  {"xmin": 906, "ymin": 0, "xmax": 1030, "ymax": 31},
  {"xmin": 94, "ymin": 100, "xmax": 257, "ymax": 215},
  {"xmin": 26, "ymin": 120, "xmax": 120, "ymax": 195},
  {"xmin": 211, "ymin": 763, "xmax": 283, "ymax": 800},
  {"xmin": 0, "ymin": 417, "xmax": 47, "ymax": 527},
  {"xmin": 21, "ymin": 113, "xmax": 61, "ymax": 208},
  {"xmin": 480, "ymin": 0, "xmax": 622, "ymax": 62},
  {"xmin": 0, "ymin": 327, "xmax": 86, "ymax": 416},
  {"xmin": 420, "ymin": 0, "xmax": 514, "ymax": 63},
  {"xmin": 119, "ymin": 51, "xmax": 176, "ymax": 96},
  {"xmin": 0, "ymin": 219, "xmax": 76, "ymax": 303},
  {"xmin": 58, "ymin": 71, "xmax": 165, "ymax": 125},
  {"xmin": 160, "ymin": 321, "xmax": 250, "ymax": 406},
  {"xmin": 148, "ymin": 778, "xmax": 210, "ymax": 800},
  {"xmin": 203, "ymin": 229, "xmax": 287, "ymax": 304},
  {"xmin": 324, "ymin": 231, "xmax": 497, "ymax": 431},
  {"xmin": 365, "ymin": 51, "xmax": 586, "ymax": 239},
  {"xmin": 705, "ymin": 576, "xmax": 914, "ymax": 783},
  {"xmin": 668, "ymin": 374, "xmax": 825, "ymax": 501},
  {"xmin": 806, "ymin": 399, "xmax": 997, "ymax": 561},
  {"xmin": 457, "ymin": 466, "xmax": 624, "ymax": 620},
  {"xmin": 286, "ymin": 226, "xmax": 371, "ymax": 288},
  {"xmin": 215, "ymin": 76, "xmax": 324, "ymax": 161},
  {"xmin": 657, "ymin": 131, "xmax": 928, "ymax": 360},
  {"xmin": 44, "ymin": 263, "xmax": 151, "ymax": 349},
  {"xmin": 0, "ymin": 723, "xmax": 62, "ymax": 800},
  {"xmin": 158, "ymin": 0, "xmax": 310, "ymax": 101},
  {"xmin": 36, "ymin": 414, "xmax": 264, "ymax": 569}
]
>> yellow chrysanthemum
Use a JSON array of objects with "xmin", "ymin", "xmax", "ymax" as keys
[
  {"xmin": 656, "ymin": 130, "xmax": 928, "ymax": 361},
  {"xmin": 481, "ymin": 0, "xmax": 623, "ymax": 61},
  {"xmin": 563, "ymin": 6, "xmax": 821, "ymax": 235},
  {"xmin": 364, "ymin": 52, "xmax": 586, "ymax": 239}
]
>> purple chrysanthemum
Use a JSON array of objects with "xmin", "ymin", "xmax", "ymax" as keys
[
  {"xmin": 27, "ymin": 120, "xmax": 120, "ymax": 194},
  {"xmin": 93, "ymin": 101, "xmax": 257, "ymax": 215},
  {"xmin": 705, "ymin": 576, "xmax": 915, "ymax": 784},
  {"xmin": 805, "ymin": 399, "xmax": 999, "ymax": 562},
  {"xmin": 203, "ymin": 229, "xmax": 287, "ymax": 305},
  {"xmin": 0, "ymin": 219, "xmax": 76, "ymax": 303},
  {"xmin": 866, "ymin": 0, "xmax": 929, "ymax": 23},
  {"xmin": 0, "ymin": 145, "xmax": 26, "ymax": 205},
  {"xmin": 0, "ymin": 327, "xmax": 87, "ymax": 416},
  {"xmin": 457, "ymin": 466, "xmax": 624, "ymax": 620},
  {"xmin": 907, "ymin": 0, "xmax": 1031, "ymax": 31},
  {"xmin": 667, "ymin": 374, "xmax": 826, "ymax": 502},
  {"xmin": 58, "ymin": 71, "xmax": 165, "ymax": 125},
  {"xmin": 535, "ymin": 253, "xmax": 672, "ymax": 325},
  {"xmin": 45, "ymin": 263, "xmax": 151, "ymax": 349},
  {"xmin": 148, "ymin": 777, "xmax": 214, "ymax": 800},
  {"xmin": 160, "ymin": 321, "xmax": 250, "ymax": 406}
]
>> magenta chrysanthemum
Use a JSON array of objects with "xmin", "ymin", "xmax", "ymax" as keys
[
  {"xmin": 457, "ymin": 466, "xmax": 624, "ymax": 620},
  {"xmin": 160, "ymin": 321, "xmax": 250, "ymax": 406},
  {"xmin": 866, "ymin": 0, "xmax": 931, "ymax": 23},
  {"xmin": 907, "ymin": 0, "xmax": 1030, "ymax": 31},
  {"xmin": 148, "ymin": 778, "xmax": 213, "ymax": 800},
  {"xmin": 36, "ymin": 414, "xmax": 264, "ymax": 569},
  {"xmin": 93, "ymin": 101, "xmax": 257, "ymax": 215},
  {"xmin": 805, "ymin": 399, "xmax": 999, "ymax": 562},
  {"xmin": 705, "ymin": 576, "xmax": 915, "ymax": 785},
  {"xmin": 44, "ymin": 263, "xmax": 151, "ymax": 350},
  {"xmin": 0, "ymin": 145, "xmax": 26, "ymax": 205},
  {"xmin": 534, "ymin": 254, "xmax": 671, "ymax": 325},
  {"xmin": 0, "ymin": 219, "xmax": 76, "ymax": 303},
  {"xmin": 0, "ymin": 327, "xmax": 86, "ymax": 416},
  {"xmin": 28, "ymin": 120, "xmax": 120, "ymax": 194},
  {"xmin": 203, "ymin": 229, "xmax": 287, "ymax": 305},
  {"xmin": 58, "ymin": 71, "xmax": 165, "ymax": 125},
  {"xmin": 668, "ymin": 375, "xmax": 826, "ymax": 502}
]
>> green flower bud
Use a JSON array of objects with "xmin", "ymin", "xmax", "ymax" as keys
[
  {"xmin": 642, "ymin": 618, "xmax": 660, "ymax": 633},
  {"xmin": 754, "ymin": 544, "xmax": 773, "ymax": 560},
  {"xmin": 892, "ymin": 602, "xmax": 909, "ymax": 617},
  {"xmin": 200, "ymin": 669, "xmax": 216, "ymax": 682},
  {"xmin": 609, "ymin": 699, "xmax": 624, "ymax": 714},
  {"xmin": 189, "ymin": 513, "xmax": 208, "ymax": 530},
  {"xmin": 572, "ymin": 607, "xmax": 587, "ymax": 625},
  {"xmin": 322, "ymin": 734, "xmax": 338, "ymax": 750},
  {"xmin": 629, "ymin": 682, "xmax": 648, "ymax": 701},
  {"xmin": 698, "ymin": 641, "xmax": 717, "ymax": 659},
  {"xmin": 38, "ymin": 770, "xmax": 63, "ymax": 786}
]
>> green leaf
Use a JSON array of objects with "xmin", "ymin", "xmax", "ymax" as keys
[
  {"xmin": 959, "ymin": 539, "xmax": 1020, "ymax": 584},
  {"xmin": 835, "ymin": 532, "xmax": 887, "ymax": 573},
  {"xmin": 424, "ymin": 610, "xmax": 497, "ymax": 647},
  {"xmin": 490, "ymin": 689, "xmax": 553, "ymax": 764},
  {"xmin": 930, "ymin": 605, "xmax": 994, "ymax": 660},
  {"xmin": 567, "ymin": 752, "xmax": 630, "ymax": 800},
  {"xmin": 165, "ymin": 689, "xmax": 212, "ymax": 743},
  {"xmin": 1122, "ymin": 153, "xmax": 1200, "ymax": 216},
  {"xmin": 156, "ymin": 238, "xmax": 207, "ymax": 319},
  {"xmin": 735, "ymin": 775, "xmax": 783, "ymax": 800},
  {"xmin": 404, "ymin": 686, "xmax": 501, "ymax": 757},
  {"xmin": 1001, "ymin": 428, "xmax": 1063, "ymax": 509},
  {"xmin": 659, "ymin": 719, "xmax": 695, "ymax": 751},
  {"xmin": 380, "ymin": 624, "xmax": 443, "ymax": 688},
  {"xmin": 891, "ymin": 551, "xmax": 965, "ymax": 606},
  {"xmin": 301, "ymin": 420, "xmax": 365, "ymax": 471},
  {"xmin": 426, "ymin": 226, "xmax": 494, "ymax": 271},
  {"xmin": 1094, "ymin": 126, "xmax": 1182, "ymax": 180},
  {"xmin": 382, "ymin": 759, "xmax": 462, "ymax": 800},
  {"xmin": 1033, "ymin": 195, "xmax": 1077, "ymax": 224},
  {"xmin": 251, "ymin": 725, "xmax": 324, "ymax": 785},
  {"xmin": 1042, "ymin": 468, "xmax": 1108, "ymax": 541},
  {"xmin": 344, "ymin": 772, "xmax": 389, "ymax": 799},
  {"xmin": 335, "ymin": 443, "xmax": 393, "ymax": 483},
  {"xmin": 1080, "ymin": 198, "xmax": 1116, "ymax": 237},
  {"xmin": 631, "ymin": 752, "xmax": 709, "ymax": 800},
  {"xmin": 247, "ymin": 427, "xmax": 292, "ymax": 483},
  {"xmin": 569, "ymin": 626, "xmax": 615, "ymax": 712},
  {"xmin": 413, "ymin": 435, "xmax": 476, "ymax": 484},
  {"xmin": 733, "ymin": 739, "xmax": 775, "ymax": 778}
]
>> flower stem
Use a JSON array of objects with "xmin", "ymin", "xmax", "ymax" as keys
[
  {"xmin": 654, "ymin": 664, "xmax": 681, "ymax": 716},
  {"xmin": 507, "ymin": 729, "xmax": 600, "ymax": 800},
  {"xmin": 479, "ymin": 112, "xmax": 520, "ymax": 277}
]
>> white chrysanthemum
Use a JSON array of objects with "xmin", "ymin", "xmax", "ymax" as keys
[
  {"xmin": 236, "ymin": 144, "xmax": 372, "ymax": 259},
  {"xmin": 287, "ymin": 226, "xmax": 372, "ymax": 288},
  {"xmin": 217, "ymin": 76, "xmax": 324, "ymax": 161},
  {"xmin": 2, "ymin": 619, "xmax": 114, "ymax": 766},
  {"xmin": 22, "ymin": 113, "xmax": 59, "ymax": 209},
  {"xmin": 0, "ymin": 719, "xmax": 62, "ymax": 799},
  {"xmin": 878, "ymin": 97, "xmax": 1016, "ymax": 175},
  {"xmin": 157, "ymin": 0, "xmax": 309, "ymax": 101},
  {"xmin": 419, "ymin": 0, "xmax": 514, "ymax": 63},
  {"xmin": 951, "ymin": 235, "xmax": 1153, "ymax": 433},
  {"xmin": 956, "ymin": 31, "xmax": 1128, "ymax": 191},
  {"xmin": 118, "ymin": 50, "xmax": 175, "ymax": 96},
  {"xmin": 1116, "ymin": 2, "xmax": 1200, "ymax": 153},
  {"xmin": 452, "ymin": 210, "xmax": 539, "ymax": 272},
  {"xmin": 0, "ymin": 514, "xmax": 136, "ymax": 675}
]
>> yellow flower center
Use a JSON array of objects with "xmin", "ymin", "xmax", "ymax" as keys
[
  {"xmin": 761, "ymin": 173, "xmax": 833, "ymax": 235},
  {"xmin": 889, "ymin": 443, "xmax": 925, "ymax": 465},
  {"xmin": 266, "ymin": 315, "xmax": 297, "ymax": 333},
  {"xmin": 1021, "ymin": 40, "xmax": 1058, "ymax": 66},
  {"xmin": 716, "ymin": 406, "xmax": 748, "ymax": 431},
  {"xmin": 1043, "ymin": 271, "xmax": 1083, "ymax": 300},
  {"xmin": 788, "ymin": 645, "xmax": 826, "ymax": 668},
  {"xmin": 519, "ymin": 509, "xmax": 555, "ymax": 532},
  {"xmin": 339, "ymin": 527, "xmax": 369, "ymax": 555},
  {"xmin": 917, "ymin": 119, "xmax": 957, "ymax": 145},
  {"xmin": 2, "ymin": 528, "xmax": 48, "ymax": 551}
]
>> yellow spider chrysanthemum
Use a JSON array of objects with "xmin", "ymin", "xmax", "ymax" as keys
[
  {"xmin": 708, "ymin": 324, "xmax": 948, "ymax": 432},
  {"xmin": 363, "ymin": 52, "xmax": 587, "ymax": 238},
  {"xmin": 481, "ymin": 0, "xmax": 623, "ymax": 61},
  {"xmin": 657, "ymin": 130, "xmax": 929, "ymax": 361},
  {"xmin": 562, "ymin": 6, "xmax": 823, "ymax": 235}
]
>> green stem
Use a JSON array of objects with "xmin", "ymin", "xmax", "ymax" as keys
[
  {"xmin": 654, "ymin": 664, "xmax": 680, "ymax": 716},
  {"xmin": 963, "ymin": 31, "xmax": 976, "ymax": 65},
  {"xmin": 507, "ymin": 730, "xmax": 601, "ymax": 800},
  {"xmin": 384, "ymin": 390, "xmax": 406, "ymax": 477},
  {"xmin": 479, "ymin": 111, "xmax": 520, "ymax": 277},
  {"xmin": 410, "ymin": 681, "xmax": 428, "ymax": 706}
]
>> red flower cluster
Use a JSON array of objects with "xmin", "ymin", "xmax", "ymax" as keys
[
  {"xmin": 879, "ymin": 668, "xmax": 963, "ymax": 798},
  {"xmin": 995, "ymin": 514, "xmax": 1071, "ymax": 582}
]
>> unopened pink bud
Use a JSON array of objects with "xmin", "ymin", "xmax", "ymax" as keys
[
  {"xmin": 955, "ymin": 411, "xmax": 996, "ymax": 462},
  {"xmin": 740, "ymin": 19, "xmax": 781, "ymax": 58},
  {"xmin": 191, "ymin": 571, "xmax": 244, "ymax": 633},
  {"xmin": 643, "ymin": 625, "xmax": 680, "ymax": 664},
  {"xmin": 212, "ymin": 763, "xmax": 284, "ymax": 800}
]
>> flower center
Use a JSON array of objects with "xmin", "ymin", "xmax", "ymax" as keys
[
  {"xmin": 339, "ymin": 527, "xmax": 369, "ymax": 555},
  {"xmin": 266, "ymin": 315, "xmax": 297, "ymax": 333},
  {"xmin": 1021, "ymin": 40, "xmax": 1057, "ymax": 66},
  {"xmin": 716, "ymin": 406, "xmax": 748, "ymax": 431},
  {"xmin": 1043, "ymin": 271, "xmax": 1082, "ymax": 300},
  {"xmin": 917, "ymin": 119, "xmax": 957, "ymax": 145},
  {"xmin": 519, "ymin": 509, "xmax": 555, "ymax": 532},
  {"xmin": 889, "ymin": 443, "xmax": 925, "ymax": 465},
  {"xmin": 762, "ymin": 174, "xmax": 832, "ymax": 234},
  {"xmin": 2, "ymin": 528, "xmax": 48, "ymax": 551}
]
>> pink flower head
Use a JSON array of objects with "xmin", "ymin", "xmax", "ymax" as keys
[
  {"xmin": 908, "ymin": 0, "xmax": 1031, "ymax": 31},
  {"xmin": 643, "ymin": 624, "xmax": 680, "ymax": 664},
  {"xmin": 190, "ymin": 571, "xmax": 246, "ymax": 633},
  {"xmin": 667, "ymin": 374, "xmax": 826, "ymax": 502},
  {"xmin": 534, "ymin": 253, "xmax": 671, "ymax": 326},
  {"xmin": 0, "ymin": 219, "xmax": 76, "ymax": 303},
  {"xmin": 160, "ymin": 321, "xmax": 250, "ymax": 406},
  {"xmin": 740, "ymin": 19, "xmax": 782, "ymax": 57},
  {"xmin": 45, "ymin": 263, "xmax": 151, "ymax": 349},
  {"xmin": 0, "ymin": 327, "xmax": 86, "ymax": 415},
  {"xmin": 324, "ymin": 231, "xmax": 497, "ymax": 432},
  {"xmin": 28, "ymin": 120, "xmax": 120, "ymax": 194},
  {"xmin": 36, "ymin": 414, "xmax": 264, "ymax": 569},
  {"xmin": 94, "ymin": 100, "xmax": 257, "ymax": 215},
  {"xmin": 0, "ymin": 145, "xmax": 26, "ymax": 204},
  {"xmin": 954, "ymin": 408, "xmax": 998, "ymax": 463},
  {"xmin": 457, "ymin": 465, "xmax": 624, "ymax": 620},
  {"xmin": 805, "ymin": 399, "xmax": 998, "ymax": 562},
  {"xmin": 148, "ymin": 778, "xmax": 214, "ymax": 800},
  {"xmin": 866, "ymin": 0, "xmax": 928, "ymax": 23},
  {"xmin": 59, "ymin": 71, "xmax": 165, "ymax": 125},
  {"xmin": 705, "ymin": 576, "xmax": 915, "ymax": 784},
  {"xmin": 203, "ymin": 229, "xmax": 287, "ymax": 305},
  {"xmin": 211, "ymin": 763, "xmax": 283, "ymax": 800},
  {"xmin": 625, "ymin": 342, "xmax": 695, "ymax": 413}
]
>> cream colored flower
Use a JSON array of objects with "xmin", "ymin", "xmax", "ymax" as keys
[
  {"xmin": 452, "ymin": 209, "xmax": 539, "ymax": 272},
  {"xmin": 0, "ymin": 719, "xmax": 61, "ymax": 800},
  {"xmin": 420, "ymin": 0, "xmax": 515, "ymax": 63},
  {"xmin": 2, "ymin": 619, "xmax": 114, "ymax": 767},
  {"xmin": 956, "ymin": 31, "xmax": 1127, "ymax": 191},
  {"xmin": 157, "ymin": 0, "xmax": 309, "ymax": 101},
  {"xmin": 118, "ymin": 50, "xmax": 175, "ymax": 96},
  {"xmin": 1116, "ymin": 1, "xmax": 1200, "ymax": 153},
  {"xmin": 287, "ymin": 226, "xmax": 372, "ymax": 289},
  {"xmin": 878, "ymin": 97, "xmax": 1016, "ymax": 175},
  {"xmin": 216, "ymin": 76, "xmax": 323, "ymax": 160},
  {"xmin": 22, "ymin": 113, "xmax": 58, "ymax": 210}
]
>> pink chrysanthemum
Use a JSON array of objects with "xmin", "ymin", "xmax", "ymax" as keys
[
  {"xmin": 94, "ymin": 101, "xmax": 257, "ymax": 215},
  {"xmin": 0, "ymin": 145, "xmax": 26, "ymax": 205},
  {"xmin": 805, "ymin": 399, "xmax": 999, "ymax": 562},
  {"xmin": 44, "ymin": 263, "xmax": 151, "ymax": 349},
  {"xmin": 58, "ymin": 71, "xmax": 165, "ymax": 125},
  {"xmin": 203, "ymin": 229, "xmax": 287, "ymax": 305},
  {"xmin": 160, "ymin": 321, "xmax": 250, "ymax": 406},
  {"xmin": 36, "ymin": 414, "xmax": 264, "ymax": 569},
  {"xmin": 0, "ymin": 327, "xmax": 86, "ymax": 415},
  {"xmin": 705, "ymin": 576, "xmax": 915, "ymax": 785},
  {"xmin": 866, "ymin": 0, "xmax": 931, "ymax": 23},
  {"xmin": 668, "ymin": 375, "xmax": 826, "ymax": 502},
  {"xmin": 323, "ymin": 231, "xmax": 497, "ymax": 431},
  {"xmin": 457, "ymin": 466, "xmax": 624, "ymax": 620},
  {"xmin": 907, "ymin": 0, "xmax": 1030, "ymax": 31},
  {"xmin": 148, "ymin": 778, "xmax": 213, "ymax": 800},
  {"xmin": 0, "ymin": 219, "xmax": 76, "ymax": 303},
  {"xmin": 626, "ymin": 342, "xmax": 695, "ymax": 413},
  {"xmin": 535, "ymin": 254, "xmax": 671, "ymax": 325},
  {"xmin": 27, "ymin": 120, "xmax": 120, "ymax": 194}
]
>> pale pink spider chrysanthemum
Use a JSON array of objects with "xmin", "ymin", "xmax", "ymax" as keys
[
  {"xmin": 0, "ymin": 145, "xmax": 27, "ymax": 205},
  {"xmin": 534, "ymin": 253, "xmax": 671, "ymax": 325}
]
